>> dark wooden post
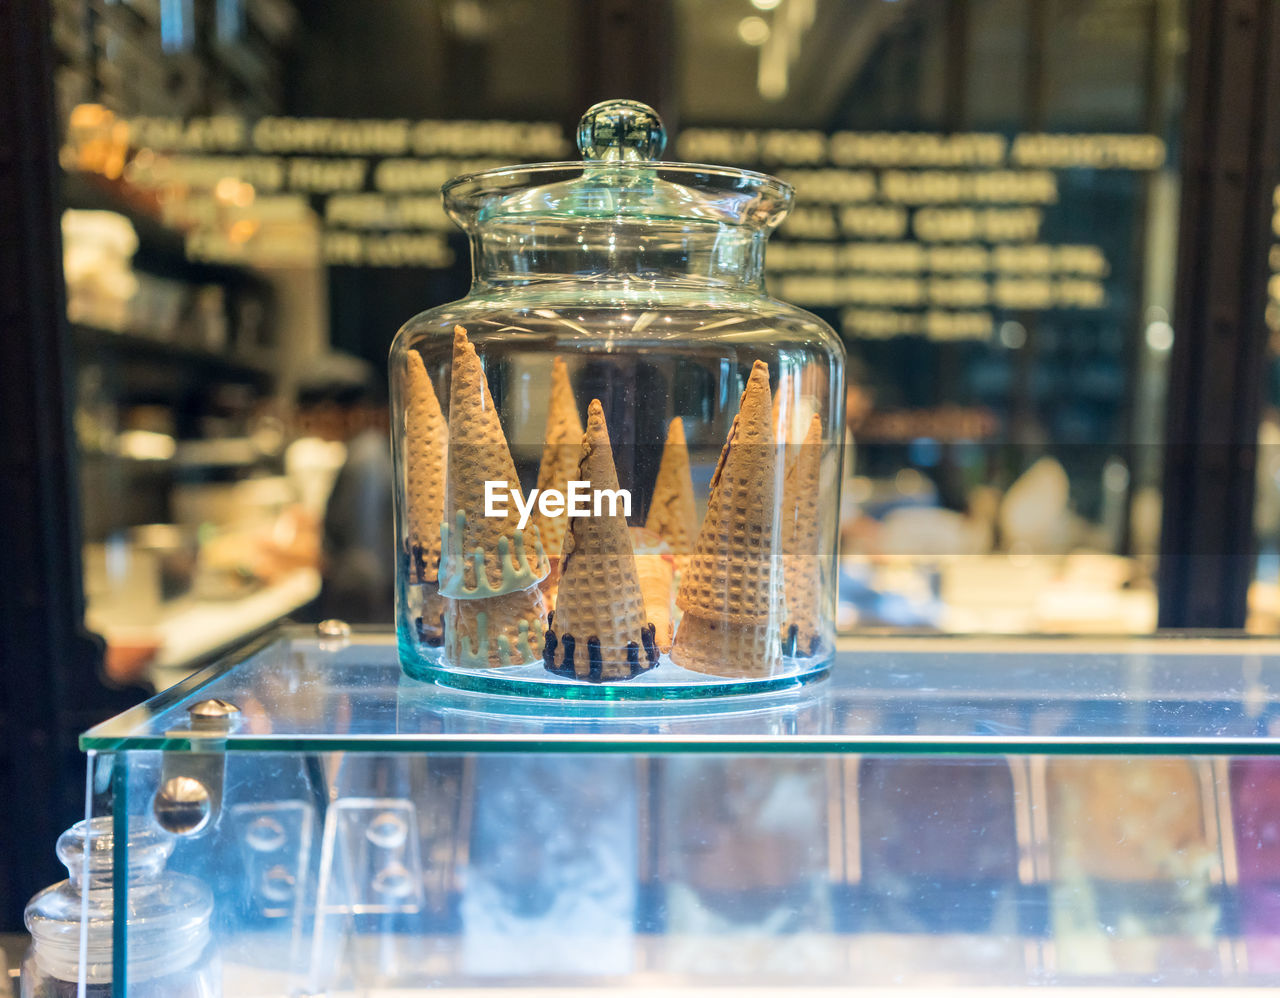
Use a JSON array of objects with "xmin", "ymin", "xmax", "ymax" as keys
[{"xmin": 1158, "ymin": 0, "xmax": 1280, "ymax": 628}]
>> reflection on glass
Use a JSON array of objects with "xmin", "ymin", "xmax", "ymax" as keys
[{"xmin": 1045, "ymin": 758, "xmax": 1221, "ymax": 976}]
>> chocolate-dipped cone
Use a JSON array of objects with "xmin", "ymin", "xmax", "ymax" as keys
[
  {"xmin": 672, "ymin": 360, "xmax": 783, "ymax": 677},
  {"xmin": 439, "ymin": 326, "xmax": 548, "ymax": 597},
  {"xmin": 405, "ymin": 351, "xmax": 447, "ymax": 583},
  {"xmin": 782, "ymin": 413, "xmax": 824, "ymax": 656},
  {"xmin": 532, "ymin": 357, "xmax": 583, "ymax": 561},
  {"xmin": 546, "ymin": 400, "xmax": 657, "ymax": 681},
  {"xmin": 645, "ymin": 417, "xmax": 699, "ymax": 556}
]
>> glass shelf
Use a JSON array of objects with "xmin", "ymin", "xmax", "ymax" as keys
[{"xmin": 82, "ymin": 627, "xmax": 1280, "ymax": 755}]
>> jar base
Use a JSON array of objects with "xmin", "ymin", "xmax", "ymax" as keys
[{"xmin": 397, "ymin": 625, "xmax": 829, "ymax": 700}]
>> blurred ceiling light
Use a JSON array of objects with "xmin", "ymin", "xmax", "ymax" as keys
[
  {"xmin": 116, "ymin": 431, "xmax": 176, "ymax": 462},
  {"xmin": 998, "ymin": 320, "xmax": 1027, "ymax": 349},
  {"xmin": 758, "ymin": 33, "xmax": 789, "ymax": 99},
  {"xmin": 214, "ymin": 177, "xmax": 255, "ymax": 207},
  {"xmin": 750, "ymin": 0, "xmax": 781, "ymax": 9},
  {"xmin": 738, "ymin": 15, "xmax": 771, "ymax": 46},
  {"xmin": 228, "ymin": 219, "xmax": 259, "ymax": 244},
  {"xmin": 447, "ymin": 0, "xmax": 491, "ymax": 41},
  {"xmin": 1145, "ymin": 320, "xmax": 1174, "ymax": 352}
]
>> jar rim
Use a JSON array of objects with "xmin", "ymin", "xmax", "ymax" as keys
[{"xmin": 443, "ymin": 161, "xmax": 794, "ymax": 230}]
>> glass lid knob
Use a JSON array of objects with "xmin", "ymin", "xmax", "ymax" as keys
[{"xmin": 576, "ymin": 99, "xmax": 667, "ymax": 162}]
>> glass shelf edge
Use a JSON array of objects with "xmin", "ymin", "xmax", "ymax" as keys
[{"xmin": 75, "ymin": 733, "xmax": 1280, "ymax": 756}]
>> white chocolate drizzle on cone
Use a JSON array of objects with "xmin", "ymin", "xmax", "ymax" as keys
[
  {"xmin": 532, "ymin": 357, "xmax": 583, "ymax": 561},
  {"xmin": 782, "ymin": 413, "xmax": 824, "ymax": 656},
  {"xmin": 545, "ymin": 399, "xmax": 658, "ymax": 681},
  {"xmin": 645, "ymin": 417, "xmax": 699, "ymax": 557},
  {"xmin": 439, "ymin": 325, "xmax": 548, "ymax": 597},
  {"xmin": 405, "ymin": 351, "xmax": 447, "ymax": 584},
  {"xmin": 672, "ymin": 360, "xmax": 783, "ymax": 677},
  {"xmin": 445, "ymin": 586, "xmax": 546, "ymax": 669}
]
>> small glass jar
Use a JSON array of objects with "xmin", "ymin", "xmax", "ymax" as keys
[
  {"xmin": 391, "ymin": 100, "xmax": 845, "ymax": 698},
  {"xmin": 22, "ymin": 818, "xmax": 219, "ymax": 998}
]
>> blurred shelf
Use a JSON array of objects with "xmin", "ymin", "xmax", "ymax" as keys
[
  {"xmin": 103, "ymin": 568, "xmax": 321, "ymax": 685},
  {"xmin": 73, "ymin": 323, "xmax": 274, "ymax": 383},
  {"xmin": 149, "ymin": 568, "xmax": 319, "ymax": 676},
  {"xmin": 61, "ymin": 171, "xmax": 263, "ymax": 287}
]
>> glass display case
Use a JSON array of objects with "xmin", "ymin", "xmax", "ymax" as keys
[{"xmin": 74, "ymin": 626, "xmax": 1280, "ymax": 994}]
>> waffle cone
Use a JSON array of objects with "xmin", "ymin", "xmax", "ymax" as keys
[
  {"xmin": 546, "ymin": 400, "xmax": 657, "ymax": 681},
  {"xmin": 414, "ymin": 588, "xmax": 446, "ymax": 647},
  {"xmin": 782, "ymin": 414, "xmax": 824, "ymax": 655},
  {"xmin": 669, "ymin": 610, "xmax": 779, "ymax": 678},
  {"xmin": 645, "ymin": 417, "xmax": 699, "ymax": 556},
  {"xmin": 444, "ymin": 586, "xmax": 546, "ymax": 668},
  {"xmin": 532, "ymin": 357, "xmax": 583, "ymax": 560},
  {"xmin": 538, "ymin": 555, "xmax": 561, "ymax": 612},
  {"xmin": 631, "ymin": 527, "xmax": 675, "ymax": 653},
  {"xmin": 440, "ymin": 326, "xmax": 548, "ymax": 597},
  {"xmin": 634, "ymin": 553, "xmax": 675, "ymax": 654},
  {"xmin": 672, "ymin": 360, "xmax": 783, "ymax": 675},
  {"xmin": 405, "ymin": 352, "xmax": 447, "ymax": 583}
]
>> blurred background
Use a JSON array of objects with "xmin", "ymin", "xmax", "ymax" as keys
[
  {"xmin": 41, "ymin": 0, "xmax": 1266, "ymax": 680},
  {"xmin": 4, "ymin": 0, "xmax": 1280, "ymax": 929}
]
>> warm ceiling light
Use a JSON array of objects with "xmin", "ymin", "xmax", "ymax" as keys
[
  {"xmin": 750, "ymin": 0, "xmax": 781, "ymax": 9},
  {"xmin": 738, "ymin": 15, "xmax": 770, "ymax": 45}
]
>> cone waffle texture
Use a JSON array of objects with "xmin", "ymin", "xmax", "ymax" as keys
[
  {"xmin": 444, "ymin": 586, "xmax": 546, "ymax": 669},
  {"xmin": 405, "ymin": 351, "xmax": 447, "ymax": 583},
  {"xmin": 532, "ymin": 357, "xmax": 583, "ymax": 561},
  {"xmin": 782, "ymin": 413, "xmax": 824, "ymax": 655},
  {"xmin": 633, "ymin": 543, "xmax": 675, "ymax": 654},
  {"xmin": 547, "ymin": 400, "xmax": 656, "ymax": 680},
  {"xmin": 671, "ymin": 611, "xmax": 781, "ymax": 678},
  {"xmin": 645, "ymin": 417, "xmax": 699, "ymax": 556},
  {"xmin": 672, "ymin": 360, "xmax": 783, "ymax": 677},
  {"xmin": 440, "ymin": 326, "xmax": 547, "ymax": 597}
]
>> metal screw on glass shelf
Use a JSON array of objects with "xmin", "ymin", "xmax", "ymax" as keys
[
  {"xmin": 187, "ymin": 698, "xmax": 241, "ymax": 733},
  {"xmin": 317, "ymin": 617, "xmax": 352, "ymax": 651},
  {"xmin": 153, "ymin": 776, "xmax": 213, "ymax": 835}
]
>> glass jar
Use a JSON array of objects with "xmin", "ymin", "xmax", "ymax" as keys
[
  {"xmin": 22, "ymin": 818, "xmax": 219, "ymax": 998},
  {"xmin": 391, "ymin": 100, "xmax": 845, "ymax": 698}
]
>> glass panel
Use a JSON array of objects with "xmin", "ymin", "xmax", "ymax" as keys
[
  {"xmin": 91, "ymin": 749, "xmax": 1280, "ymax": 990},
  {"xmin": 81, "ymin": 628, "xmax": 1280, "ymax": 753},
  {"xmin": 675, "ymin": 0, "xmax": 1187, "ymax": 636}
]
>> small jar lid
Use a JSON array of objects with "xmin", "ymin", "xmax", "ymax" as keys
[{"xmin": 443, "ymin": 99, "xmax": 793, "ymax": 230}]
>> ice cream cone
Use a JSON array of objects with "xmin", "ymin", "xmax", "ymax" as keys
[
  {"xmin": 672, "ymin": 360, "xmax": 783, "ymax": 677},
  {"xmin": 782, "ymin": 413, "xmax": 824, "ymax": 656},
  {"xmin": 631, "ymin": 527, "xmax": 675, "ymax": 654},
  {"xmin": 546, "ymin": 400, "xmax": 658, "ymax": 681},
  {"xmin": 439, "ymin": 326, "xmax": 548, "ymax": 597},
  {"xmin": 537, "ymin": 555, "xmax": 561, "ymax": 613},
  {"xmin": 645, "ymin": 417, "xmax": 699, "ymax": 556},
  {"xmin": 415, "ymin": 589, "xmax": 446, "ymax": 647},
  {"xmin": 444, "ymin": 586, "xmax": 547, "ymax": 668},
  {"xmin": 404, "ymin": 351, "xmax": 447, "ymax": 584},
  {"xmin": 532, "ymin": 357, "xmax": 583, "ymax": 561}
]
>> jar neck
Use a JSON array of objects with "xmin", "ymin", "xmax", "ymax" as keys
[{"xmin": 467, "ymin": 219, "xmax": 767, "ymax": 292}]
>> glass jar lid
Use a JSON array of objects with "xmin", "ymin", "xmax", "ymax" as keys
[{"xmin": 443, "ymin": 99, "xmax": 794, "ymax": 230}]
